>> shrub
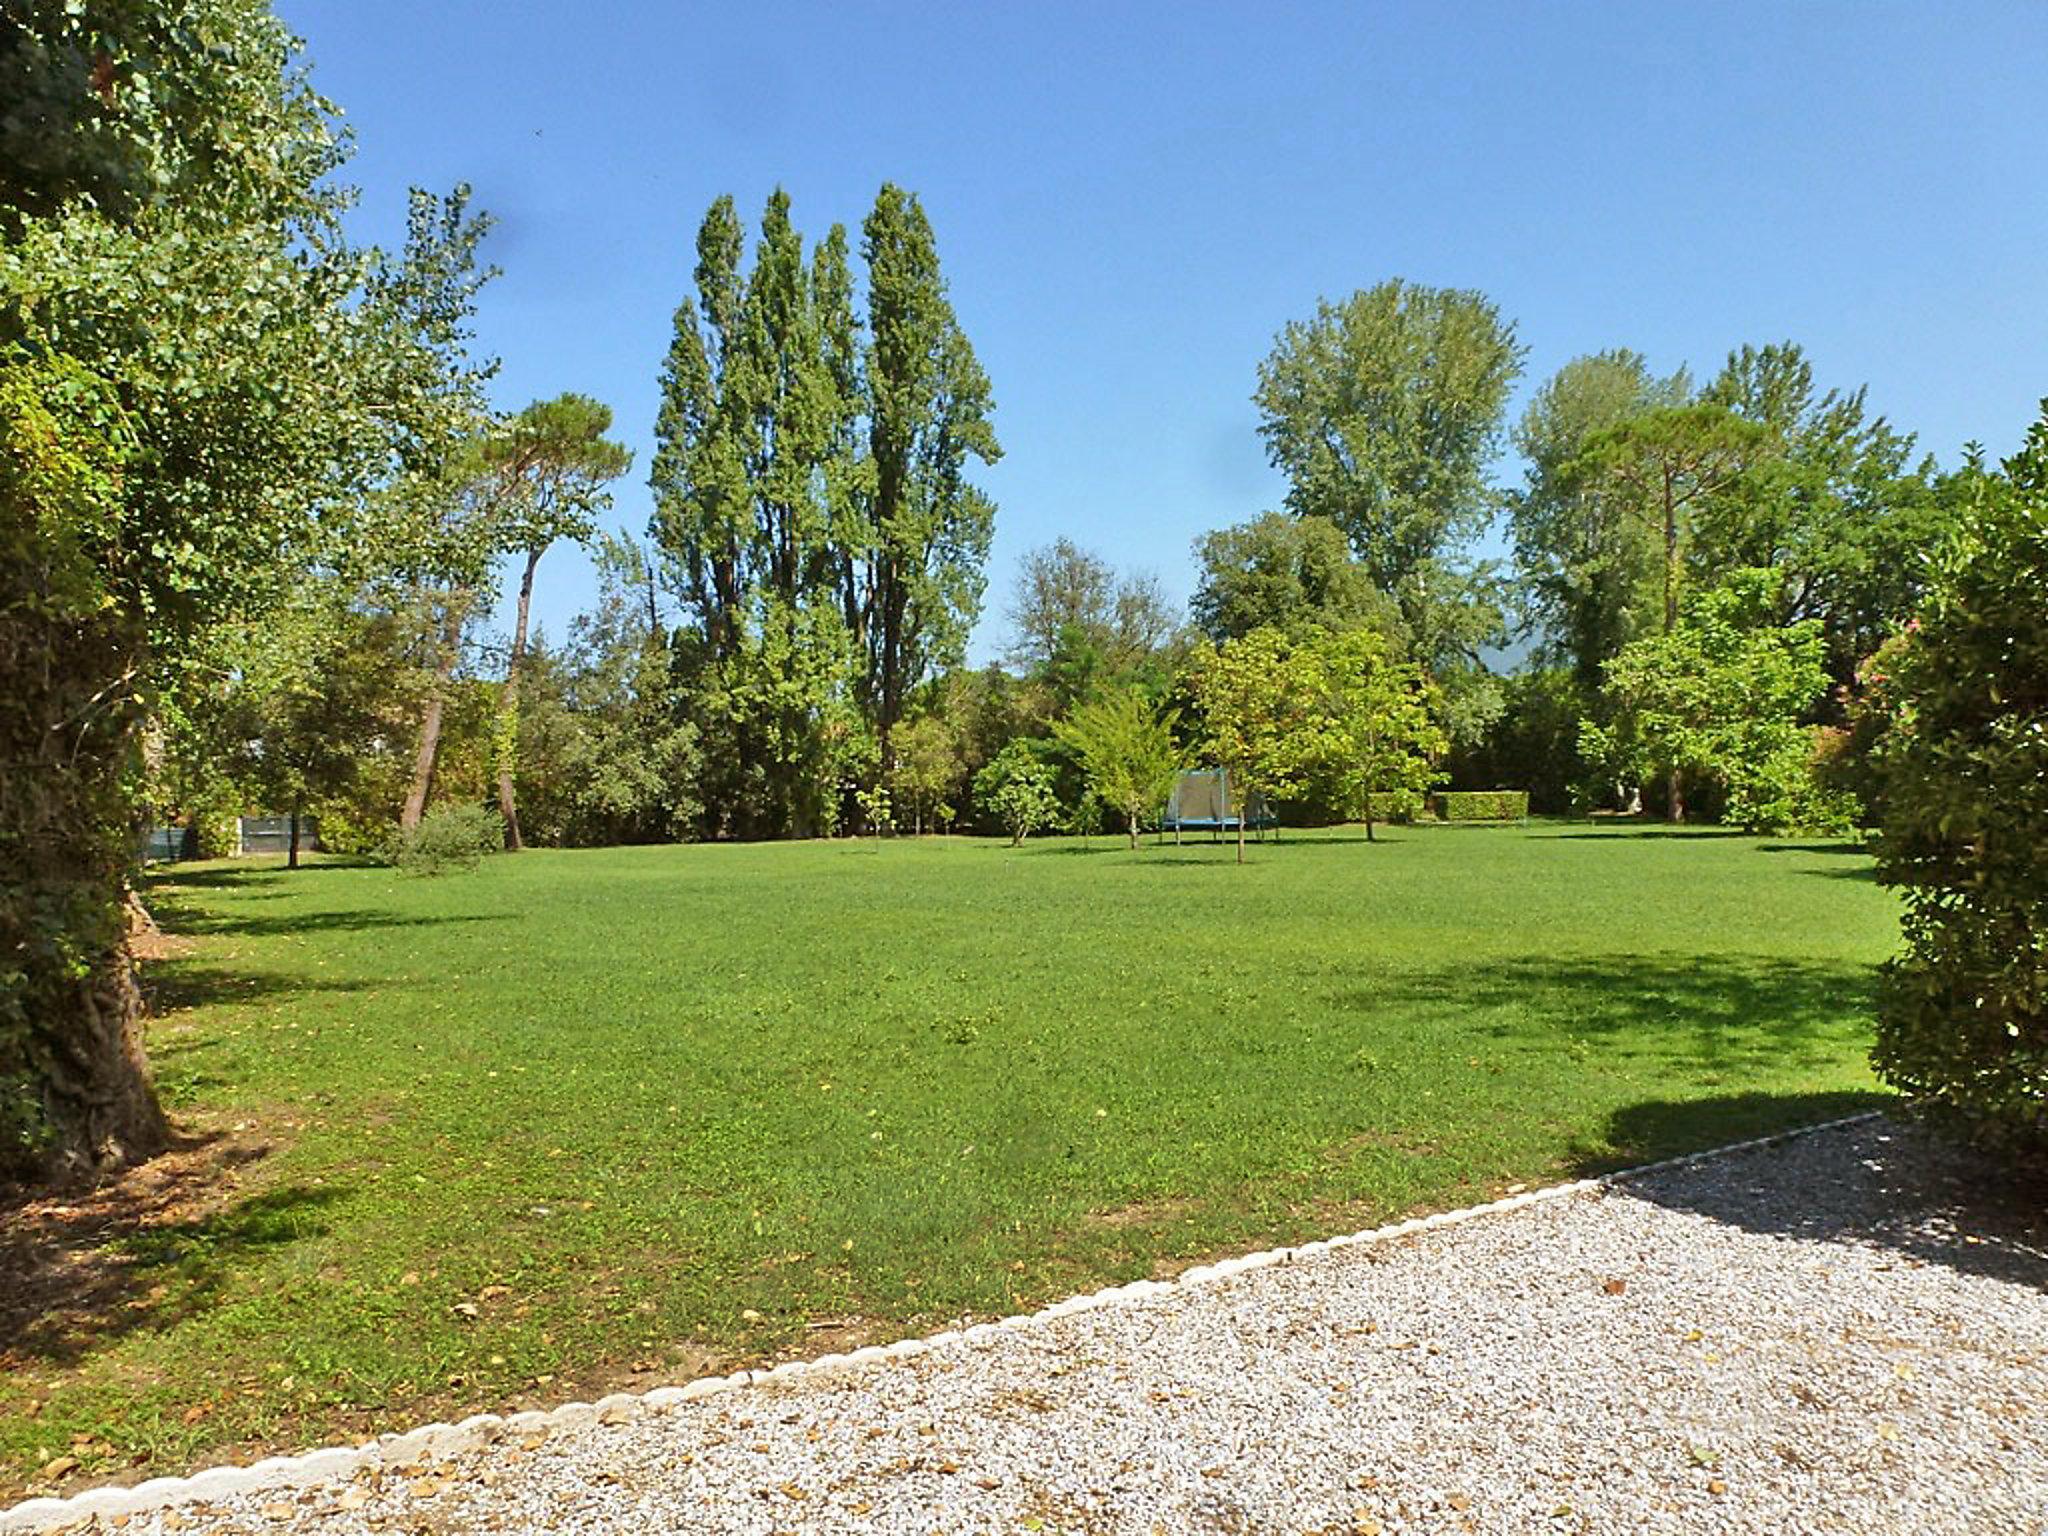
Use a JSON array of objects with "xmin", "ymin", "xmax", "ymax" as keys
[
  {"xmin": 1873, "ymin": 421, "xmax": 2047, "ymax": 1152},
  {"xmin": 1434, "ymin": 790, "xmax": 1528, "ymax": 822},
  {"xmin": 389, "ymin": 804, "xmax": 505, "ymax": 876},
  {"xmin": 972, "ymin": 741, "xmax": 1061, "ymax": 846}
]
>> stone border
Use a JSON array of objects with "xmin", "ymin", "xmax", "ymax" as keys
[{"xmin": 0, "ymin": 1110, "xmax": 1884, "ymax": 1534}]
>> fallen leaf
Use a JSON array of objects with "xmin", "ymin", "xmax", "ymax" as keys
[
  {"xmin": 42, "ymin": 1456, "xmax": 78, "ymax": 1480},
  {"xmin": 1602, "ymin": 1278, "xmax": 1627, "ymax": 1296}
]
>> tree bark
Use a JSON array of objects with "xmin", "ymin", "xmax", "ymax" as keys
[
  {"xmin": 3, "ymin": 610, "xmax": 170, "ymax": 1181},
  {"xmin": 287, "ymin": 798, "xmax": 301, "ymax": 870},
  {"xmin": 402, "ymin": 594, "xmax": 466, "ymax": 833},
  {"xmin": 1662, "ymin": 467, "xmax": 1680, "ymax": 636},
  {"xmin": 495, "ymin": 547, "xmax": 545, "ymax": 852},
  {"xmin": 1669, "ymin": 764, "xmax": 1686, "ymax": 824}
]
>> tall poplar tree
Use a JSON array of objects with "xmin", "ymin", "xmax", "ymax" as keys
[{"xmin": 852, "ymin": 182, "xmax": 1001, "ymax": 773}]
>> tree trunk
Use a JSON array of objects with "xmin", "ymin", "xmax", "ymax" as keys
[
  {"xmin": 1669, "ymin": 764, "xmax": 1686, "ymax": 824},
  {"xmin": 3, "ymin": 609, "xmax": 170, "ymax": 1181},
  {"xmin": 287, "ymin": 798, "xmax": 301, "ymax": 870},
  {"xmin": 1127, "ymin": 810, "xmax": 1139, "ymax": 851},
  {"xmin": 402, "ymin": 593, "xmax": 466, "ymax": 833},
  {"xmin": 495, "ymin": 546, "xmax": 544, "ymax": 852},
  {"xmin": 1662, "ymin": 469, "xmax": 1680, "ymax": 635},
  {"xmin": 1236, "ymin": 789, "xmax": 1246, "ymax": 865}
]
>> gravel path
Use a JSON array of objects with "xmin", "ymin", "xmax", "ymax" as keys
[{"xmin": 16, "ymin": 1117, "xmax": 2048, "ymax": 1534}]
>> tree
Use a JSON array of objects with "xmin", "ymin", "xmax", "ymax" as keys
[
  {"xmin": 1007, "ymin": 538, "xmax": 1179, "ymax": 672},
  {"xmin": 198, "ymin": 599, "xmax": 406, "ymax": 868},
  {"xmin": 852, "ymin": 184, "xmax": 1001, "ymax": 777},
  {"xmin": 1054, "ymin": 686, "xmax": 1185, "ymax": 849},
  {"xmin": 887, "ymin": 713, "xmax": 963, "ymax": 835},
  {"xmin": 1579, "ymin": 571, "xmax": 1843, "ymax": 828},
  {"xmin": 1190, "ymin": 511, "xmax": 1390, "ymax": 642},
  {"xmin": 510, "ymin": 535, "xmax": 700, "ymax": 848},
  {"xmin": 1305, "ymin": 627, "xmax": 1446, "ymax": 841},
  {"xmin": 1564, "ymin": 404, "xmax": 1768, "ymax": 640},
  {"xmin": 972, "ymin": 740, "xmax": 1059, "ymax": 846},
  {"xmin": 1255, "ymin": 279, "xmax": 1522, "ymax": 644},
  {"xmin": 485, "ymin": 393, "xmax": 631, "ymax": 850},
  {"xmin": 1695, "ymin": 341, "xmax": 1950, "ymax": 690},
  {"xmin": 1872, "ymin": 408, "xmax": 2047, "ymax": 1150},
  {"xmin": 1, "ymin": 2, "xmax": 491, "ymax": 1177},
  {"xmin": 1189, "ymin": 628, "xmax": 1323, "ymax": 863},
  {"xmin": 1507, "ymin": 350, "xmax": 1692, "ymax": 687}
]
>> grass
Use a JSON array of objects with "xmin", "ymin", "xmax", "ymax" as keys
[{"xmin": 0, "ymin": 823, "xmax": 1899, "ymax": 1494}]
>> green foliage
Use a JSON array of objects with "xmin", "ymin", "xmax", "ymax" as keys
[
  {"xmin": 389, "ymin": 803, "xmax": 503, "ymax": 876},
  {"xmin": 649, "ymin": 185, "xmax": 997, "ymax": 831},
  {"xmin": 1190, "ymin": 511, "xmax": 1391, "ymax": 642},
  {"xmin": 1007, "ymin": 538, "xmax": 1180, "ymax": 673},
  {"xmin": 1303, "ymin": 625, "xmax": 1447, "ymax": 837},
  {"xmin": 1434, "ymin": 791, "xmax": 1530, "ymax": 823},
  {"xmin": 1254, "ymin": 279, "xmax": 1520, "ymax": 706},
  {"xmin": 972, "ymin": 740, "xmax": 1060, "ymax": 845},
  {"xmin": 1564, "ymin": 403, "xmax": 1769, "ymax": 637},
  {"xmin": 1255, "ymin": 279, "xmax": 1523, "ymax": 596},
  {"xmin": 1448, "ymin": 669, "xmax": 1588, "ymax": 815},
  {"xmin": 1873, "ymin": 414, "xmax": 2048, "ymax": 1150},
  {"xmin": 1053, "ymin": 686, "xmax": 1185, "ymax": 847},
  {"xmin": 887, "ymin": 712, "xmax": 965, "ymax": 834},
  {"xmin": 1508, "ymin": 350, "xmax": 1692, "ymax": 686},
  {"xmin": 1190, "ymin": 629, "xmax": 1324, "ymax": 834},
  {"xmin": 1696, "ymin": 342, "xmax": 1949, "ymax": 688},
  {"xmin": 1581, "ymin": 571, "xmax": 1848, "ymax": 832},
  {"xmin": 2, "ymin": 1, "xmax": 494, "ymax": 1174}
]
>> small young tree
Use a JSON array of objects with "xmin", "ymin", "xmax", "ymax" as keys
[
  {"xmin": 972, "ymin": 740, "xmax": 1060, "ymax": 846},
  {"xmin": 1306, "ymin": 626, "xmax": 1447, "ymax": 841},
  {"xmin": 1579, "ymin": 570, "xmax": 1844, "ymax": 829},
  {"xmin": 1190, "ymin": 628, "xmax": 1322, "ymax": 863},
  {"xmin": 1053, "ymin": 686, "xmax": 1185, "ymax": 849},
  {"xmin": 1873, "ymin": 413, "xmax": 2048, "ymax": 1152},
  {"xmin": 888, "ymin": 713, "xmax": 964, "ymax": 835}
]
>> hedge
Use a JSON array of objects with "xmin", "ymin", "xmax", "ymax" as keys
[{"xmin": 1433, "ymin": 790, "xmax": 1528, "ymax": 822}]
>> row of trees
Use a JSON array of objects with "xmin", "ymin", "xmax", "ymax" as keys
[{"xmin": 177, "ymin": 280, "xmax": 1988, "ymax": 865}]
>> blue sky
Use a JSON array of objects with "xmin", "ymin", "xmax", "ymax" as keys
[{"xmin": 280, "ymin": 0, "xmax": 2048, "ymax": 662}]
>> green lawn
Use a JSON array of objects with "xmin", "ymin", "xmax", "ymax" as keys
[{"xmin": 1, "ymin": 824, "xmax": 1898, "ymax": 1494}]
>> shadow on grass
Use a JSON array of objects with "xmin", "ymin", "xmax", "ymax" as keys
[
  {"xmin": 148, "ymin": 893, "xmax": 505, "ymax": 942},
  {"xmin": 144, "ymin": 961, "xmax": 396, "ymax": 1016},
  {"xmin": 1595, "ymin": 1101, "xmax": 2048, "ymax": 1292},
  {"xmin": 1333, "ymin": 952, "xmax": 1880, "ymax": 1080},
  {"xmin": 1547, "ymin": 826, "xmax": 1753, "ymax": 840},
  {"xmin": 0, "ymin": 1139, "xmax": 348, "ymax": 1368}
]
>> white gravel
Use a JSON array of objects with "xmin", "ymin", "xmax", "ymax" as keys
[{"xmin": 23, "ymin": 1117, "xmax": 2048, "ymax": 1534}]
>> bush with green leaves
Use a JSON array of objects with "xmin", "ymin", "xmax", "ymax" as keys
[
  {"xmin": 389, "ymin": 804, "xmax": 505, "ymax": 876},
  {"xmin": 1580, "ymin": 569, "xmax": 1852, "ymax": 832},
  {"xmin": 972, "ymin": 740, "xmax": 1061, "ymax": 846},
  {"xmin": 1434, "ymin": 791, "xmax": 1529, "ymax": 822},
  {"xmin": 1873, "ymin": 416, "xmax": 2048, "ymax": 1151}
]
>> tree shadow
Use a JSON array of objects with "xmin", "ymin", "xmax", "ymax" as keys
[
  {"xmin": 1332, "ymin": 952, "xmax": 1882, "ymax": 1081},
  {"xmin": 147, "ymin": 893, "xmax": 505, "ymax": 942},
  {"xmin": 1547, "ymin": 827, "xmax": 1753, "ymax": 840},
  {"xmin": 0, "ymin": 1135, "xmax": 348, "ymax": 1368},
  {"xmin": 143, "ymin": 961, "xmax": 396, "ymax": 1016},
  {"xmin": 1596, "ymin": 1107, "xmax": 2048, "ymax": 1293}
]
